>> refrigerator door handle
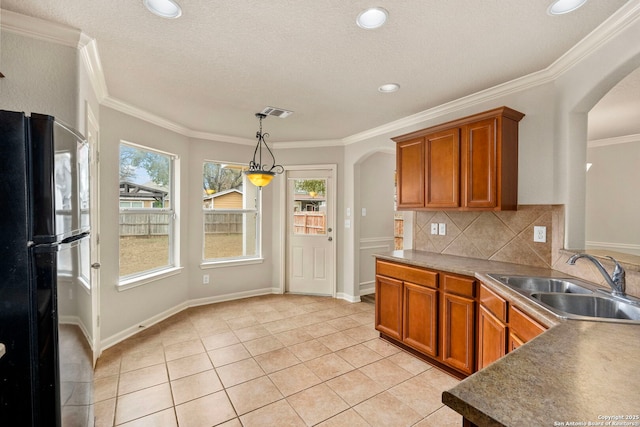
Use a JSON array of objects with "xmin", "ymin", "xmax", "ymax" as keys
[{"xmin": 60, "ymin": 231, "xmax": 90, "ymax": 245}]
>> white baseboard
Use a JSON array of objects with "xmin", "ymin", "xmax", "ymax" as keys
[
  {"xmin": 337, "ymin": 292, "xmax": 360, "ymax": 303},
  {"xmin": 359, "ymin": 280, "xmax": 375, "ymax": 296},
  {"xmin": 100, "ymin": 287, "xmax": 368, "ymax": 351},
  {"xmin": 59, "ymin": 316, "xmax": 93, "ymax": 350},
  {"xmin": 100, "ymin": 287, "xmax": 279, "ymax": 351}
]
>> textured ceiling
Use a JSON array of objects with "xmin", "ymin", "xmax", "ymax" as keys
[{"xmin": 1, "ymin": 0, "xmax": 637, "ymax": 142}]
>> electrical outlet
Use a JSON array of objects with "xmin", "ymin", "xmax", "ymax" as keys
[
  {"xmin": 203, "ymin": 274, "xmax": 210, "ymax": 285},
  {"xmin": 534, "ymin": 226, "xmax": 546, "ymax": 243},
  {"xmin": 431, "ymin": 223, "xmax": 438, "ymax": 235},
  {"xmin": 438, "ymin": 223, "xmax": 446, "ymax": 236}
]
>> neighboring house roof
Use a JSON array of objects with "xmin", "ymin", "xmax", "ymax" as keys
[
  {"xmin": 202, "ymin": 188, "xmax": 242, "ymax": 200},
  {"xmin": 120, "ymin": 181, "xmax": 168, "ymax": 201}
]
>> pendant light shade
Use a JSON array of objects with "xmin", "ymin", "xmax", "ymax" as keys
[{"xmin": 245, "ymin": 113, "xmax": 283, "ymax": 188}]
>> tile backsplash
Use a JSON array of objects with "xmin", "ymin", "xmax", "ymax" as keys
[
  {"xmin": 413, "ymin": 204, "xmax": 640, "ymax": 298},
  {"xmin": 414, "ymin": 205, "xmax": 562, "ymax": 268}
]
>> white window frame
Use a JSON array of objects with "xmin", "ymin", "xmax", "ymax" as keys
[
  {"xmin": 118, "ymin": 141, "xmax": 181, "ymax": 290},
  {"xmin": 201, "ymin": 160, "xmax": 264, "ymax": 269}
]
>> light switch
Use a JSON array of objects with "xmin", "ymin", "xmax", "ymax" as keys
[
  {"xmin": 346, "ymin": 208, "xmax": 351, "ymax": 217},
  {"xmin": 361, "ymin": 208, "xmax": 367, "ymax": 217},
  {"xmin": 345, "ymin": 219, "xmax": 351, "ymax": 228}
]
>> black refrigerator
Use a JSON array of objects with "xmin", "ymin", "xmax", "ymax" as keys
[{"xmin": 0, "ymin": 110, "xmax": 91, "ymax": 426}]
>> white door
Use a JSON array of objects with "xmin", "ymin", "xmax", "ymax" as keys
[{"xmin": 286, "ymin": 167, "xmax": 336, "ymax": 296}]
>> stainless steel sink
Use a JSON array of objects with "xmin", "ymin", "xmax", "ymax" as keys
[
  {"xmin": 531, "ymin": 293, "xmax": 640, "ymax": 321},
  {"xmin": 488, "ymin": 275, "xmax": 593, "ymax": 294},
  {"xmin": 487, "ymin": 273, "xmax": 640, "ymax": 323}
]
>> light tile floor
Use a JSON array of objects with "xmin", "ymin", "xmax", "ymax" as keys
[{"xmin": 93, "ymin": 294, "xmax": 462, "ymax": 427}]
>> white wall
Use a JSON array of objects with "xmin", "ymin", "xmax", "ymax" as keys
[
  {"xmin": 357, "ymin": 152, "xmax": 396, "ymax": 295},
  {"xmin": 98, "ymin": 106, "xmax": 191, "ymax": 342},
  {"xmin": 0, "ymin": 31, "xmax": 78, "ymax": 126},
  {"xmin": 586, "ymin": 140, "xmax": 640, "ymax": 255},
  {"xmin": 186, "ymin": 138, "xmax": 277, "ymax": 301}
]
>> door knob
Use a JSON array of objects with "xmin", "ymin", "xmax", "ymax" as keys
[
  {"xmin": 91, "ymin": 262, "xmax": 101, "ymax": 269},
  {"xmin": 327, "ymin": 228, "xmax": 332, "ymax": 232},
  {"xmin": 328, "ymin": 237, "xmax": 333, "ymax": 241}
]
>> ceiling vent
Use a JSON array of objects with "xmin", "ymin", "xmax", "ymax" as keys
[{"xmin": 260, "ymin": 106, "xmax": 293, "ymax": 118}]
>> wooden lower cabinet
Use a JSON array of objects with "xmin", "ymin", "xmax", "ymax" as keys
[
  {"xmin": 477, "ymin": 282, "xmax": 548, "ymax": 368},
  {"xmin": 441, "ymin": 292, "xmax": 475, "ymax": 374},
  {"xmin": 375, "ymin": 260, "xmax": 477, "ymax": 377},
  {"xmin": 403, "ymin": 282, "xmax": 438, "ymax": 357},
  {"xmin": 374, "ymin": 275, "xmax": 403, "ymax": 341},
  {"xmin": 508, "ymin": 305, "xmax": 546, "ymax": 351},
  {"xmin": 441, "ymin": 273, "xmax": 476, "ymax": 375},
  {"xmin": 477, "ymin": 305, "xmax": 507, "ymax": 370},
  {"xmin": 375, "ymin": 259, "xmax": 550, "ymax": 378}
]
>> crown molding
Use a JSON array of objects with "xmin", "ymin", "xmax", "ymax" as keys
[
  {"xmin": 78, "ymin": 35, "xmax": 109, "ymax": 101},
  {"xmin": 588, "ymin": 133, "xmax": 640, "ymax": 148},
  {"xmin": 102, "ymin": 96, "xmax": 256, "ymax": 145},
  {"xmin": 0, "ymin": 9, "xmax": 81, "ymax": 48},
  {"xmin": 272, "ymin": 139, "xmax": 345, "ymax": 149}
]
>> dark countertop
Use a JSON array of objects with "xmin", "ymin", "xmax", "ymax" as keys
[
  {"xmin": 374, "ymin": 250, "xmax": 640, "ymax": 427},
  {"xmin": 443, "ymin": 321, "xmax": 640, "ymax": 427}
]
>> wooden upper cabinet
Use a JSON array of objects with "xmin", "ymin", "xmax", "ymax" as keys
[
  {"xmin": 426, "ymin": 128, "xmax": 460, "ymax": 208},
  {"xmin": 396, "ymin": 138, "xmax": 425, "ymax": 209},
  {"xmin": 462, "ymin": 118, "xmax": 496, "ymax": 209},
  {"xmin": 393, "ymin": 106, "xmax": 524, "ymax": 211}
]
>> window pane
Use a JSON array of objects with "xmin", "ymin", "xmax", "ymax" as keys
[
  {"xmin": 203, "ymin": 212, "xmax": 257, "ymax": 259},
  {"xmin": 119, "ymin": 143, "xmax": 174, "ymax": 278},
  {"xmin": 292, "ymin": 179, "xmax": 327, "ymax": 235},
  {"xmin": 203, "ymin": 161, "xmax": 260, "ymax": 261}
]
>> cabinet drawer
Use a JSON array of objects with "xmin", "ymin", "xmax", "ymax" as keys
[
  {"xmin": 442, "ymin": 273, "xmax": 476, "ymax": 298},
  {"xmin": 509, "ymin": 305, "xmax": 546, "ymax": 343},
  {"xmin": 479, "ymin": 284, "xmax": 507, "ymax": 323},
  {"xmin": 376, "ymin": 261, "xmax": 438, "ymax": 288}
]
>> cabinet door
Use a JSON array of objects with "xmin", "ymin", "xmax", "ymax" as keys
[
  {"xmin": 509, "ymin": 305, "xmax": 546, "ymax": 346},
  {"xmin": 403, "ymin": 282, "xmax": 438, "ymax": 357},
  {"xmin": 375, "ymin": 275, "xmax": 403, "ymax": 340},
  {"xmin": 396, "ymin": 138, "xmax": 425, "ymax": 209},
  {"xmin": 441, "ymin": 292, "xmax": 475, "ymax": 375},
  {"xmin": 462, "ymin": 118, "xmax": 497, "ymax": 208},
  {"xmin": 477, "ymin": 304, "xmax": 506, "ymax": 370},
  {"xmin": 508, "ymin": 332, "xmax": 525, "ymax": 352},
  {"xmin": 425, "ymin": 128, "xmax": 460, "ymax": 208}
]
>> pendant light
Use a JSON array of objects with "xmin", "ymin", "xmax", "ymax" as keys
[{"xmin": 245, "ymin": 113, "xmax": 283, "ymax": 187}]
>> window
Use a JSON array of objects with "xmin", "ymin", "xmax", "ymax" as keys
[
  {"xmin": 202, "ymin": 161, "xmax": 260, "ymax": 263},
  {"xmin": 119, "ymin": 142, "xmax": 177, "ymax": 280}
]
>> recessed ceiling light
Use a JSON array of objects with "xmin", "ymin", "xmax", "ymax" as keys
[
  {"xmin": 547, "ymin": 0, "xmax": 588, "ymax": 15},
  {"xmin": 378, "ymin": 83, "xmax": 400, "ymax": 93},
  {"xmin": 144, "ymin": 0, "xmax": 182, "ymax": 19},
  {"xmin": 357, "ymin": 7, "xmax": 388, "ymax": 29}
]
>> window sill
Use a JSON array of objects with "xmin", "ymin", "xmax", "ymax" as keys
[
  {"xmin": 200, "ymin": 257, "xmax": 264, "ymax": 269},
  {"xmin": 117, "ymin": 266, "xmax": 184, "ymax": 292}
]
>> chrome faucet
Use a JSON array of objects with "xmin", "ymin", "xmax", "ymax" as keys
[{"xmin": 566, "ymin": 254, "xmax": 626, "ymax": 296}]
